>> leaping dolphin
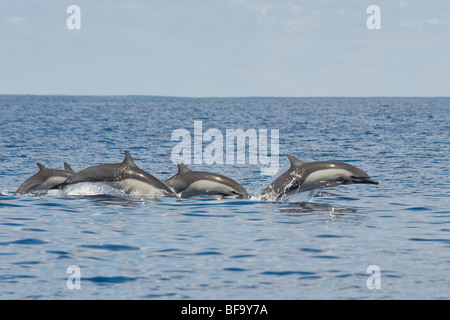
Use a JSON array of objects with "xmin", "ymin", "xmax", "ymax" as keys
[
  {"xmin": 15, "ymin": 162, "xmax": 75, "ymax": 194},
  {"xmin": 53, "ymin": 151, "xmax": 174, "ymax": 197},
  {"xmin": 260, "ymin": 154, "xmax": 378, "ymax": 201},
  {"xmin": 164, "ymin": 163, "xmax": 249, "ymax": 199}
]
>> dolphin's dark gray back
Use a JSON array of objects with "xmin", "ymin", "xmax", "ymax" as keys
[
  {"xmin": 165, "ymin": 163, "xmax": 249, "ymax": 198},
  {"xmin": 53, "ymin": 151, "xmax": 174, "ymax": 196},
  {"xmin": 15, "ymin": 162, "xmax": 75, "ymax": 194},
  {"xmin": 260, "ymin": 155, "xmax": 378, "ymax": 201}
]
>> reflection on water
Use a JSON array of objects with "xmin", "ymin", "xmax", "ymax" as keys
[
  {"xmin": 278, "ymin": 201, "xmax": 359, "ymax": 224},
  {"xmin": 279, "ymin": 201, "xmax": 357, "ymax": 215}
]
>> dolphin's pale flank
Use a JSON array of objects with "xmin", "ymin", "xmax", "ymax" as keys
[
  {"xmin": 53, "ymin": 151, "xmax": 174, "ymax": 197},
  {"xmin": 164, "ymin": 163, "xmax": 249, "ymax": 199},
  {"xmin": 260, "ymin": 154, "xmax": 378, "ymax": 201},
  {"xmin": 15, "ymin": 162, "xmax": 75, "ymax": 194}
]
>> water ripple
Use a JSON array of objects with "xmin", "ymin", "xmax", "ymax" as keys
[
  {"xmin": 261, "ymin": 271, "xmax": 316, "ymax": 276},
  {"xmin": 84, "ymin": 276, "xmax": 140, "ymax": 284},
  {"xmin": 79, "ymin": 244, "xmax": 140, "ymax": 251},
  {"xmin": 0, "ymin": 238, "xmax": 49, "ymax": 246},
  {"xmin": 409, "ymin": 238, "xmax": 450, "ymax": 244}
]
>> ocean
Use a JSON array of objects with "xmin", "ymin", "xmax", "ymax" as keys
[{"xmin": 0, "ymin": 95, "xmax": 449, "ymax": 299}]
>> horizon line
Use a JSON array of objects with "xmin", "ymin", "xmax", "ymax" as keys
[{"xmin": 1, "ymin": 94, "xmax": 449, "ymax": 99}]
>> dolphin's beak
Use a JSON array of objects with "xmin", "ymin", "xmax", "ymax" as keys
[
  {"xmin": 362, "ymin": 178, "xmax": 379, "ymax": 185},
  {"xmin": 351, "ymin": 177, "xmax": 379, "ymax": 185},
  {"xmin": 232, "ymin": 190, "xmax": 250, "ymax": 199}
]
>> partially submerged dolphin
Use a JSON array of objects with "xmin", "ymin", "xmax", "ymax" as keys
[
  {"xmin": 260, "ymin": 155, "xmax": 378, "ymax": 201},
  {"xmin": 164, "ymin": 163, "xmax": 249, "ymax": 199},
  {"xmin": 15, "ymin": 162, "xmax": 75, "ymax": 194},
  {"xmin": 53, "ymin": 151, "xmax": 174, "ymax": 197}
]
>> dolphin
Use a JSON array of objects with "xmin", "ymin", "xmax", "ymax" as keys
[
  {"xmin": 15, "ymin": 162, "xmax": 75, "ymax": 194},
  {"xmin": 53, "ymin": 151, "xmax": 174, "ymax": 197},
  {"xmin": 260, "ymin": 154, "xmax": 379, "ymax": 201},
  {"xmin": 164, "ymin": 163, "xmax": 249, "ymax": 199}
]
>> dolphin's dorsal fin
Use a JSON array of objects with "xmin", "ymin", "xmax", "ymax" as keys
[
  {"xmin": 37, "ymin": 163, "xmax": 48, "ymax": 171},
  {"xmin": 123, "ymin": 151, "xmax": 137, "ymax": 166},
  {"xmin": 64, "ymin": 162, "xmax": 74, "ymax": 172},
  {"xmin": 286, "ymin": 154, "xmax": 305, "ymax": 168},
  {"xmin": 177, "ymin": 163, "xmax": 192, "ymax": 174}
]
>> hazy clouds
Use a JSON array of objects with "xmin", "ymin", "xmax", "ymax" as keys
[{"xmin": 1, "ymin": 0, "xmax": 449, "ymax": 96}]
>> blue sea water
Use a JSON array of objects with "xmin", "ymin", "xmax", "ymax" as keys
[{"xmin": 0, "ymin": 95, "xmax": 449, "ymax": 299}]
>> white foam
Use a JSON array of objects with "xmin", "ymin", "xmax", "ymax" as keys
[
  {"xmin": 63, "ymin": 182, "xmax": 123, "ymax": 196},
  {"xmin": 0, "ymin": 188, "xmax": 11, "ymax": 196}
]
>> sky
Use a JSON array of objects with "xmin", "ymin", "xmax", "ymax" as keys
[{"xmin": 0, "ymin": 0, "xmax": 449, "ymax": 97}]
